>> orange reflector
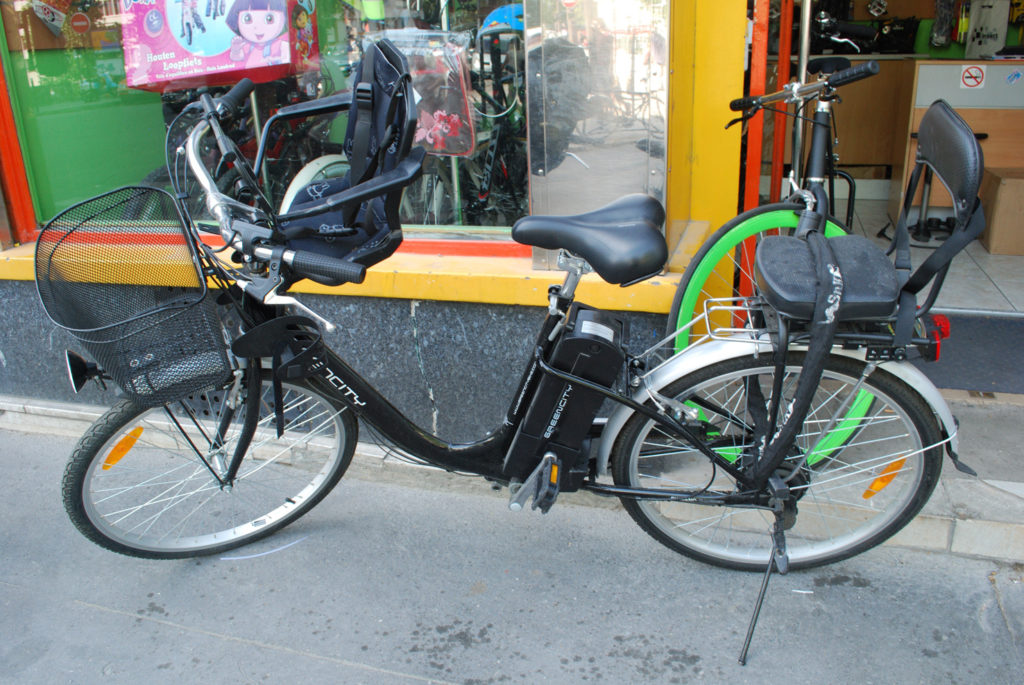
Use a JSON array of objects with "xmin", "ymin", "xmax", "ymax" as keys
[
  {"xmin": 549, "ymin": 463, "xmax": 559, "ymax": 485},
  {"xmin": 863, "ymin": 458, "xmax": 907, "ymax": 499},
  {"xmin": 102, "ymin": 427, "xmax": 144, "ymax": 470}
]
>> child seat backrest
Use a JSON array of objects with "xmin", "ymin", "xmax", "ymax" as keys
[
  {"xmin": 280, "ymin": 39, "xmax": 419, "ymax": 279},
  {"xmin": 888, "ymin": 100, "xmax": 985, "ymax": 345},
  {"xmin": 896, "ymin": 100, "xmax": 985, "ymax": 302},
  {"xmin": 344, "ymin": 39, "xmax": 418, "ymax": 187},
  {"xmin": 914, "ymin": 100, "xmax": 984, "ymax": 228}
]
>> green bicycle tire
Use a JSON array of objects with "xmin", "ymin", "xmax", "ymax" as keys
[{"xmin": 669, "ymin": 204, "xmax": 847, "ymax": 351}]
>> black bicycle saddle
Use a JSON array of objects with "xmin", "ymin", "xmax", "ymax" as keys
[{"xmin": 511, "ymin": 194, "xmax": 668, "ymax": 286}]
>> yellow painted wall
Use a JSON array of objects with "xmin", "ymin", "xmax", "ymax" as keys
[{"xmin": 665, "ymin": 2, "xmax": 746, "ymax": 269}]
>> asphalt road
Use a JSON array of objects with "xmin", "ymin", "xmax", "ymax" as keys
[{"xmin": 1, "ymin": 428, "xmax": 1022, "ymax": 684}]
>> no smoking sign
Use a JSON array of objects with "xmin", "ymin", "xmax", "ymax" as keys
[{"xmin": 961, "ymin": 65, "xmax": 986, "ymax": 89}]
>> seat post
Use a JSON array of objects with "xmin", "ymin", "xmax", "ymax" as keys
[{"xmin": 553, "ymin": 251, "xmax": 592, "ymax": 306}]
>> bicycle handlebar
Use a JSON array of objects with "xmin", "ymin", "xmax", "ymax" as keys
[
  {"xmin": 833, "ymin": 20, "xmax": 878, "ymax": 41},
  {"xmin": 827, "ymin": 59, "xmax": 880, "ymax": 87},
  {"xmin": 187, "ymin": 118, "xmax": 232, "ymax": 229},
  {"xmin": 236, "ymin": 241, "xmax": 367, "ymax": 287},
  {"xmin": 729, "ymin": 95, "xmax": 762, "ymax": 112},
  {"xmin": 285, "ymin": 250, "xmax": 367, "ymax": 285},
  {"xmin": 215, "ymin": 78, "xmax": 254, "ymax": 118},
  {"xmin": 729, "ymin": 60, "xmax": 880, "ymax": 111}
]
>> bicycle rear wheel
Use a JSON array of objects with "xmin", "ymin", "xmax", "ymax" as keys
[
  {"xmin": 63, "ymin": 371, "xmax": 357, "ymax": 558},
  {"xmin": 611, "ymin": 353, "xmax": 943, "ymax": 571},
  {"xmin": 668, "ymin": 205, "xmax": 847, "ymax": 350}
]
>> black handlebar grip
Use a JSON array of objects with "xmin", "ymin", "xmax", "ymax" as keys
[
  {"xmin": 834, "ymin": 21, "xmax": 879, "ymax": 40},
  {"xmin": 199, "ymin": 92, "xmax": 238, "ymax": 162},
  {"xmin": 289, "ymin": 251, "xmax": 367, "ymax": 285},
  {"xmin": 827, "ymin": 60, "xmax": 880, "ymax": 88},
  {"xmin": 730, "ymin": 95, "xmax": 762, "ymax": 111},
  {"xmin": 212, "ymin": 124, "xmax": 237, "ymax": 163},
  {"xmin": 216, "ymin": 78, "xmax": 255, "ymax": 117}
]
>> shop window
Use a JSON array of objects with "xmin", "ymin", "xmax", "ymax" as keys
[{"xmin": 1, "ymin": 0, "xmax": 666, "ymax": 245}]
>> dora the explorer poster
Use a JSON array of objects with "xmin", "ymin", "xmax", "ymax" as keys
[{"xmin": 121, "ymin": 0, "xmax": 318, "ymax": 91}]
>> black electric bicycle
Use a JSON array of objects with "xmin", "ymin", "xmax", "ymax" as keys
[{"xmin": 38, "ymin": 42, "xmax": 983, "ymax": 590}]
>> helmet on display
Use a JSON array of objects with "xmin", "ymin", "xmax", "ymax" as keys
[{"xmin": 481, "ymin": 3, "xmax": 524, "ymax": 32}]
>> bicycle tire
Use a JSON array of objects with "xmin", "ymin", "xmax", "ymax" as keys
[
  {"xmin": 63, "ymin": 371, "xmax": 357, "ymax": 559},
  {"xmin": 668, "ymin": 204, "xmax": 847, "ymax": 350},
  {"xmin": 611, "ymin": 352, "xmax": 943, "ymax": 571}
]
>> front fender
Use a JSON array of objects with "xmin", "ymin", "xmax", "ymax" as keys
[{"xmin": 595, "ymin": 340, "xmax": 958, "ymax": 475}]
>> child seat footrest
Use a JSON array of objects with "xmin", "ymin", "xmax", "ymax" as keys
[{"xmin": 754, "ymin": 235, "xmax": 899, "ymax": 321}]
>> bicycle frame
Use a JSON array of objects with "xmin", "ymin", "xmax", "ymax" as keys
[
  {"xmin": 800, "ymin": 99, "xmax": 839, "ymax": 216},
  {"xmin": 233, "ymin": 284, "xmax": 754, "ymax": 498},
  {"xmin": 764, "ymin": 70, "xmax": 863, "ymax": 225},
  {"xmin": 305, "ymin": 345, "xmax": 511, "ymax": 479}
]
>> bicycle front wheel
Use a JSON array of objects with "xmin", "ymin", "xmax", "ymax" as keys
[
  {"xmin": 668, "ymin": 204, "xmax": 847, "ymax": 350},
  {"xmin": 63, "ymin": 372, "xmax": 357, "ymax": 558},
  {"xmin": 611, "ymin": 353, "xmax": 943, "ymax": 571}
]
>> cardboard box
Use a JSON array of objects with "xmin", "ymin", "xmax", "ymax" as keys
[{"xmin": 979, "ymin": 167, "xmax": 1024, "ymax": 256}]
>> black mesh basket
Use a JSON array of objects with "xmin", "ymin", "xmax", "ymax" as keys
[{"xmin": 35, "ymin": 186, "xmax": 232, "ymax": 406}]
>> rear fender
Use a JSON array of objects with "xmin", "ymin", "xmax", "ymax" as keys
[{"xmin": 834, "ymin": 349, "xmax": 959, "ymax": 456}]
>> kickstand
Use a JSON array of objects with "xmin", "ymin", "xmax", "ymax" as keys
[{"xmin": 738, "ymin": 509, "xmax": 790, "ymax": 666}]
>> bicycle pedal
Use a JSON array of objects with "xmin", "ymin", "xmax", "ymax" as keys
[{"xmin": 508, "ymin": 453, "xmax": 561, "ymax": 513}]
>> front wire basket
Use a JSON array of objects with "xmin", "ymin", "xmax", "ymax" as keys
[{"xmin": 35, "ymin": 186, "xmax": 232, "ymax": 406}]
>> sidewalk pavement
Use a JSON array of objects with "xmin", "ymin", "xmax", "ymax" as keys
[
  {"xmin": 2, "ymin": 390, "xmax": 1023, "ymax": 563},
  {"xmin": 1, "ymin": 418, "xmax": 1022, "ymax": 683}
]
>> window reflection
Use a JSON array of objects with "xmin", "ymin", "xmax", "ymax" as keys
[
  {"xmin": 526, "ymin": 0, "xmax": 668, "ymax": 227},
  {"xmin": 2, "ymin": 0, "xmax": 667, "ymax": 232}
]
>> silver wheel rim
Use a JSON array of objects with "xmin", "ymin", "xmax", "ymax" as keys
[
  {"xmin": 81, "ymin": 381, "xmax": 348, "ymax": 554},
  {"xmin": 628, "ymin": 363, "xmax": 928, "ymax": 567}
]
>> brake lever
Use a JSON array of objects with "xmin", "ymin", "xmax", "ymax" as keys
[
  {"xmin": 263, "ymin": 293, "xmax": 337, "ymax": 333},
  {"xmin": 726, "ymin": 109, "xmax": 758, "ymax": 130},
  {"xmin": 828, "ymin": 36, "xmax": 862, "ymax": 53},
  {"xmin": 237, "ymin": 272, "xmax": 337, "ymax": 333}
]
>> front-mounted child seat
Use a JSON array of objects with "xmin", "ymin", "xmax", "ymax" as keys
[{"xmin": 272, "ymin": 38, "xmax": 425, "ymax": 285}]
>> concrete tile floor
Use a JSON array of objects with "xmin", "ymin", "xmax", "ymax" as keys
[{"xmin": 848, "ymin": 198, "xmax": 1023, "ymax": 316}]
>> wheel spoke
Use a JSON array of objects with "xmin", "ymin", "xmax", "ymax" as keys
[
  {"xmin": 615, "ymin": 353, "xmax": 940, "ymax": 570},
  {"xmin": 69, "ymin": 377, "xmax": 354, "ymax": 558}
]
